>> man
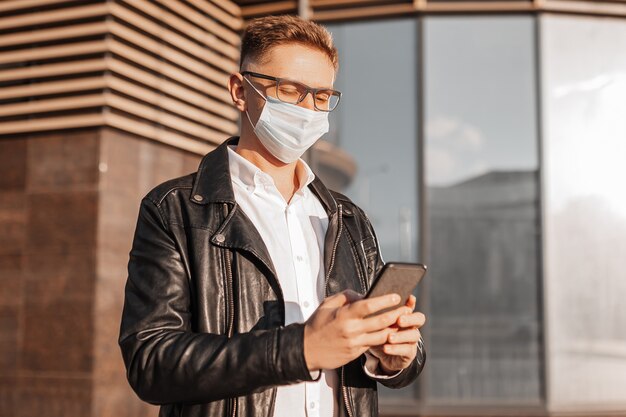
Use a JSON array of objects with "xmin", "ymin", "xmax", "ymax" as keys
[{"xmin": 119, "ymin": 15, "xmax": 426, "ymax": 417}]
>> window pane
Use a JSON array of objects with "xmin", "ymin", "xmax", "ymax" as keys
[
  {"xmin": 541, "ymin": 14, "xmax": 626, "ymax": 409},
  {"xmin": 424, "ymin": 16, "xmax": 542, "ymax": 404}
]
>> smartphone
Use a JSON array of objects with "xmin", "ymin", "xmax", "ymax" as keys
[{"xmin": 364, "ymin": 262, "xmax": 427, "ymax": 318}]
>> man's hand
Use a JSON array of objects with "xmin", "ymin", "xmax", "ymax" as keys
[
  {"xmin": 367, "ymin": 294, "xmax": 426, "ymax": 374},
  {"xmin": 303, "ymin": 290, "xmax": 410, "ymax": 371}
]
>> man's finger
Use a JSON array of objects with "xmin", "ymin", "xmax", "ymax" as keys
[
  {"xmin": 367, "ymin": 346, "xmax": 385, "ymax": 360},
  {"xmin": 359, "ymin": 305, "xmax": 406, "ymax": 332},
  {"xmin": 396, "ymin": 311, "xmax": 426, "ymax": 329},
  {"xmin": 383, "ymin": 343, "xmax": 416, "ymax": 357},
  {"xmin": 405, "ymin": 294, "xmax": 416, "ymax": 309},
  {"xmin": 322, "ymin": 289, "xmax": 362, "ymax": 309},
  {"xmin": 388, "ymin": 328, "xmax": 421, "ymax": 344},
  {"xmin": 358, "ymin": 327, "xmax": 397, "ymax": 347},
  {"xmin": 347, "ymin": 293, "xmax": 401, "ymax": 318},
  {"xmin": 343, "ymin": 289, "xmax": 364, "ymax": 303}
]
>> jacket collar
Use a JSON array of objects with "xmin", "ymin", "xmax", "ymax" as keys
[
  {"xmin": 190, "ymin": 136, "xmax": 338, "ymax": 215},
  {"xmin": 190, "ymin": 136, "xmax": 237, "ymax": 205}
]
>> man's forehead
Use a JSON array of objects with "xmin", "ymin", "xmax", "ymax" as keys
[{"xmin": 246, "ymin": 44, "xmax": 336, "ymax": 88}]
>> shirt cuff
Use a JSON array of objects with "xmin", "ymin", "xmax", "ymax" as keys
[{"xmin": 362, "ymin": 351, "xmax": 403, "ymax": 379}]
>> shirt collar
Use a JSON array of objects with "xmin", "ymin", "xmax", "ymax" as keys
[{"xmin": 226, "ymin": 145, "xmax": 316, "ymax": 196}]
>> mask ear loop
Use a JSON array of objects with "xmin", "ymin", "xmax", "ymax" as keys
[{"xmin": 243, "ymin": 76, "xmax": 268, "ymax": 129}]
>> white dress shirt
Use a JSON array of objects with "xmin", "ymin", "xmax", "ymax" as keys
[{"xmin": 227, "ymin": 145, "xmax": 397, "ymax": 417}]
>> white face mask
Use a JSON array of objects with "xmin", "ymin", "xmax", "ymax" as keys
[{"xmin": 244, "ymin": 77, "xmax": 330, "ymax": 164}]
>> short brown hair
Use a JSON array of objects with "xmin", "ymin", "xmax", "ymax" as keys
[{"xmin": 240, "ymin": 15, "xmax": 338, "ymax": 72}]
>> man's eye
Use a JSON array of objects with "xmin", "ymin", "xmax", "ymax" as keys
[
  {"xmin": 279, "ymin": 87, "xmax": 299, "ymax": 94},
  {"xmin": 316, "ymin": 95, "xmax": 330, "ymax": 102}
]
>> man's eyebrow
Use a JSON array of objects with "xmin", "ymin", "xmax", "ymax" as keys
[
  {"xmin": 285, "ymin": 77, "xmax": 335, "ymax": 90},
  {"xmin": 244, "ymin": 71, "xmax": 335, "ymax": 90}
]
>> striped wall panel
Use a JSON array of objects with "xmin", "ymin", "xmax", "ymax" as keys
[{"xmin": 0, "ymin": 0, "xmax": 242, "ymax": 155}]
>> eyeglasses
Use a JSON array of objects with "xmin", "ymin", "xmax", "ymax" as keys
[{"xmin": 241, "ymin": 71, "xmax": 341, "ymax": 112}]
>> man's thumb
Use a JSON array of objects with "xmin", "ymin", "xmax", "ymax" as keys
[{"xmin": 323, "ymin": 289, "xmax": 363, "ymax": 308}]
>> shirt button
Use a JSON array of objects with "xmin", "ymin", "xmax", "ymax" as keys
[
  {"xmin": 310, "ymin": 401, "xmax": 316, "ymax": 409},
  {"xmin": 296, "ymin": 255, "xmax": 303, "ymax": 262},
  {"xmin": 303, "ymin": 301, "xmax": 310, "ymax": 308},
  {"xmin": 193, "ymin": 194, "xmax": 203, "ymax": 202},
  {"xmin": 214, "ymin": 234, "xmax": 225, "ymax": 243}
]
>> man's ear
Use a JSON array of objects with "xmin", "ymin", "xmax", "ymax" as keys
[{"xmin": 228, "ymin": 72, "xmax": 246, "ymax": 112}]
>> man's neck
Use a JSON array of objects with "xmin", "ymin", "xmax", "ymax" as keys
[{"xmin": 234, "ymin": 133, "xmax": 301, "ymax": 204}]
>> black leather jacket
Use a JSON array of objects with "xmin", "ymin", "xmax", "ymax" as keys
[{"xmin": 118, "ymin": 136, "xmax": 425, "ymax": 417}]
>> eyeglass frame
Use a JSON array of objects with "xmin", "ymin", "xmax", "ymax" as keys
[{"xmin": 240, "ymin": 70, "xmax": 342, "ymax": 112}]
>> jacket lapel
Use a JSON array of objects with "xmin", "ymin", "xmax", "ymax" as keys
[
  {"xmin": 308, "ymin": 177, "xmax": 342, "ymax": 296},
  {"xmin": 211, "ymin": 203, "xmax": 278, "ymax": 282},
  {"xmin": 190, "ymin": 136, "xmax": 278, "ymax": 281}
]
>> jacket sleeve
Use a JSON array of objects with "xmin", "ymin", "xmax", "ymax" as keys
[
  {"xmin": 118, "ymin": 197, "xmax": 315, "ymax": 406},
  {"xmin": 358, "ymin": 207, "xmax": 427, "ymax": 389}
]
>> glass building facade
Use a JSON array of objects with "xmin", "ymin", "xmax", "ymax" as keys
[{"xmin": 318, "ymin": 12, "xmax": 626, "ymax": 416}]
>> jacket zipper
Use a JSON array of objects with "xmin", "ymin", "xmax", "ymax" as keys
[
  {"xmin": 225, "ymin": 247, "xmax": 238, "ymax": 417},
  {"xmin": 223, "ymin": 205, "xmax": 237, "ymax": 417},
  {"xmin": 324, "ymin": 204, "xmax": 343, "ymax": 296},
  {"xmin": 322, "ymin": 204, "xmax": 355, "ymax": 417},
  {"xmin": 225, "ymin": 248, "xmax": 235, "ymax": 338},
  {"xmin": 341, "ymin": 366, "xmax": 354, "ymax": 417},
  {"xmin": 224, "ymin": 249, "xmax": 237, "ymax": 417}
]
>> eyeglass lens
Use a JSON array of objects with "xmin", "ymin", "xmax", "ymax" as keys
[{"xmin": 276, "ymin": 79, "xmax": 340, "ymax": 111}]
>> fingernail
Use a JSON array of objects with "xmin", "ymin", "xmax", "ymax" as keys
[{"xmin": 392, "ymin": 294, "xmax": 400, "ymax": 303}]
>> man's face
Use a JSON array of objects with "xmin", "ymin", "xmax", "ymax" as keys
[{"xmin": 241, "ymin": 43, "xmax": 336, "ymax": 119}]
